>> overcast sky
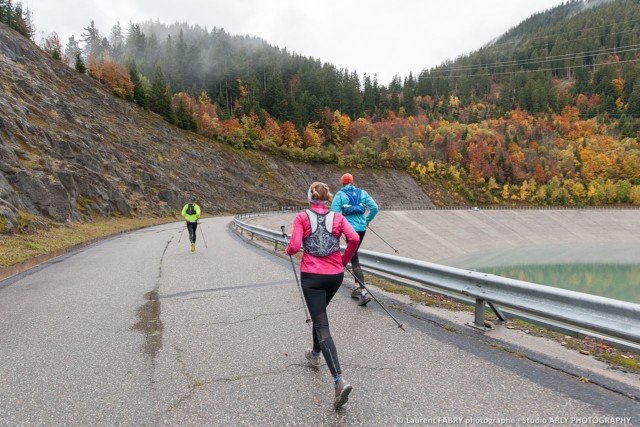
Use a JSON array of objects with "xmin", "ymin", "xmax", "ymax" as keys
[{"xmin": 28, "ymin": 0, "xmax": 567, "ymax": 85}]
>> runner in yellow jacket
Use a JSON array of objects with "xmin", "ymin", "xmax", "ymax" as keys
[{"xmin": 181, "ymin": 198, "xmax": 201, "ymax": 252}]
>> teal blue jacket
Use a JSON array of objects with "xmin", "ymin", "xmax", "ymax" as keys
[{"xmin": 330, "ymin": 184, "xmax": 378, "ymax": 232}]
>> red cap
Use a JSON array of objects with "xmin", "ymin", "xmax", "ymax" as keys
[{"xmin": 341, "ymin": 173, "xmax": 353, "ymax": 186}]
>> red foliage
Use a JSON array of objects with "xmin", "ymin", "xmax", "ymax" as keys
[{"xmin": 94, "ymin": 57, "xmax": 134, "ymax": 100}]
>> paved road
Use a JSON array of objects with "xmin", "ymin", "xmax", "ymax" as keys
[{"xmin": 0, "ymin": 216, "xmax": 638, "ymax": 426}]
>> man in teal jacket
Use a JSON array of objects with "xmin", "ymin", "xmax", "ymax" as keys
[
  {"xmin": 181, "ymin": 197, "xmax": 201, "ymax": 252},
  {"xmin": 330, "ymin": 173, "xmax": 379, "ymax": 305}
]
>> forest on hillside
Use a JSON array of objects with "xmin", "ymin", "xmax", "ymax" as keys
[{"xmin": 5, "ymin": 0, "xmax": 640, "ymax": 206}]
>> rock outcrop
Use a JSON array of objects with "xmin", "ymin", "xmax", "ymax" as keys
[{"xmin": 0, "ymin": 24, "xmax": 433, "ymax": 234}]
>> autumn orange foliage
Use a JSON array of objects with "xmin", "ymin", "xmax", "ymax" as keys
[{"xmin": 80, "ymin": 53, "xmax": 640, "ymax": 206}]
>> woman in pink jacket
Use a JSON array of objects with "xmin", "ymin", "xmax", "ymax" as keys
[{"xmin": 285, "ymin": 181, "xmax": 360, "ymax": 410}]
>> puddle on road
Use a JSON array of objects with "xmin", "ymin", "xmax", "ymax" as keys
[{"xmin": 132, "ymin": 290, "xmax": 163, "ymax": 360}]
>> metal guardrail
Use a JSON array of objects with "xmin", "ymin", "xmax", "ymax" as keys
[
  {"xmin": 240, "ymin": 205, "xmax": 640, "ymax": 214},
  {"xmin": 382, "ymin": 205, "xmax": 640, "ymax": 211},
  {"xmin": 232, "ymin": 215, "xmax": 640, "ymax": 351},
  {"xmin": 232, "ymin": 215, "xmax": 290, "ymax": 250}
]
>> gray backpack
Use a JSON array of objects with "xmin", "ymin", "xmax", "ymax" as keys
[{"xmin": 302, "ymin": 210, "xmax": 340, "ymax": 257}]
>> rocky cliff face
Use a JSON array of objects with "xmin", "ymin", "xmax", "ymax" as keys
[{"xmin": 0, "ymin": 24, "xmax": 433, "ymax": 234}]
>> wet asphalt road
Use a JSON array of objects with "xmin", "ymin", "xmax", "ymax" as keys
[{"xmin": 0, "ymin": 216, "xmax": 638, "ymax": 426}]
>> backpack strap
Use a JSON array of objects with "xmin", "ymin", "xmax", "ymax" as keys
[
  {"xmin": 344, "ymin": 188, "xmax": 362, "ymax": 205},
  {"xmin": 305, "ymin": 209, "xmax": 334, "ymax": 233},
  {"xmin": 324, "ymin": 211, "xmax": 335, "ymax": 232},
  {"xmin": 305, "ymin": 209, "xmax": 317, "ymax": 233}
]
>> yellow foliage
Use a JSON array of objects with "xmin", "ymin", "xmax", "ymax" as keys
[
  {"xmin": 630, "ymin": 186, "xmax": 640, "ymax": 205},
  {"xmin": 501, "ymin": 184, "xmax": 510, "ymax": 200},
  {"xmin": 572, "ymin": 182, "xmax": 586, "ymax": 198},
  {"xmin": 448, "ymin": 165, "xmax": 461, "ymax": 181},
  {"xmin": 304, "ymin": 122, "xmax": 322, "ymax": 147},
  {"xmin": 612, "ymin": 78, "xmax": 625, "ymax": 96},
  {"xmin": 487, "ymin": 177, "xmax": 499, "ymax": 191},
  {"xmin": 198, "ymin": 91, "xmax": 211, "ymax": 105},
  {"xmin": 237, "ymin": 79, "xmax": 249, "ymax": 98},
  {"xmin": 331, "ymin": 113, "xmax": 351, "ymax": 146},
  {"xmin": 519, "ymin": 180, "xmax": 529, "ymax": 201}
]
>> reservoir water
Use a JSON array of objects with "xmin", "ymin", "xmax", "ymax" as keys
[{"xmin": 441, "ymin": 243, "xmax": 640, "ymax": 304}]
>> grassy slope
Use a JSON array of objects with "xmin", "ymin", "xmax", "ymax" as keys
[{"xmin": 0, "ymin": 215, "xmax": 178, "ymax": 268}]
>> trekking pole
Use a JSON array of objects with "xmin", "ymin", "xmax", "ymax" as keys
[
  {"xmin": 345, "ymin": 266, "xmax": 405, "ymax": 331},
  {"xmin": 198, "ymin": 221, "xmax": 208, "ymax": 248},
  {"xmin": 280, "ymin": 226, "xmax": 312, "ymax": 326},
  {"xmin": 367, "ymin": 224, "xmax": 399, "ymax": 254}
]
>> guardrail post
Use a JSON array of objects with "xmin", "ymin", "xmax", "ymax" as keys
[
  {"xmin": 466, "ymin": 298, "xmax": 492, "ymax": 331},
  {"xmin": 474, "ymin": 298, "xmax": 485, "ymax": 327}
]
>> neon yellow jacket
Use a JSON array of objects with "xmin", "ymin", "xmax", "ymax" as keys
[{"xmin": 181, "ymin": 203, "xmax": 201, "ymax": 222}]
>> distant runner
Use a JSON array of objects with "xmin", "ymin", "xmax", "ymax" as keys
[
  {"xmin": 285, "ymin": 181, "xmax": 360, "ymax": 410},
  {"xmin": 181, "ymin": 197, "xmax": 201, "ymax": 252},
  {"xmin": 330, "ymin": 173, "xmax": 379, "ymax": 306}
]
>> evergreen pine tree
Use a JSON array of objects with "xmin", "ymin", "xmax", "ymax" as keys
[
  {"xmin": 74, "ymin": 52, "xmax": 86, "ymax": 74},
  {"xmin": 64, "ymin": 36, "xmax": 81, "ymax": 68},
  {"xmin": 8, "ymin": 2, "xmax": 32, "ymax": 38},
  {"xmin": 627, "ymin": 80, "xmax": 640, "ymax": 118},
  {"xmin": 150, "ymin": 64, "xmax": 174, "ymax": 123},
  {"xmin": 402, "ymin": 73, "xmax": 417, "ymax": 117},
  {"xmin": 127, "ymin": 61, "xmax": 148, "ymax": 110},
  {"xmin": 175, "ymin": 99, "xmax": 197, "ymax": 131},
  {"xmin": 81, "ymin": 21, "xmax": 102, "ymax": 59},
  {"xmin": 109, "ymin": 22, "xmax": 124, "ymax": 60},
  {"xmin": 261, "ymin": 68, "xmax": 288, "ymax": 120},
  {"xmin": 0, "ymin": 0, "xmax": 8, "ymax": 24}
]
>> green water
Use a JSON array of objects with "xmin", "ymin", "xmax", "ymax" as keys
[
  {"xmin": 441, "ymin": 244, "xmax": 640, "ymax": 304},
  {"xmin": 481, "ymin": 263, "xmax": 640, "ymax": 304}
]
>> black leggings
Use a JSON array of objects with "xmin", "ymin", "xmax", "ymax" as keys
[
  {"xmin": 346, "ymin": 230, "xmax": 366, "ymax": 286},
  {"xmin": 301, "ymin": 271, "xmax": 344, "ymax": 378},
  {"xmin": 187, "ymin": 221, "xmax": 198, "ymax": 243}
]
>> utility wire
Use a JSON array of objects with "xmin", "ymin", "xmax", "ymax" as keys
[
  {"xmin": 488, "ymin": 19, "xmax": 640, "ymax": 52},
  {"xmin": 424, "ymin": 43, "xmax": 640, "ymax": 75},
  {"xmin": 418, "ymin": 58, "xmax": 639, "ymax": 80}
]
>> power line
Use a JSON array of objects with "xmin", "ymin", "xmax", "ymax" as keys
[
  {"xmin": 418, "ymin": 56, "xmax": 639, "ymax": 81},
  {"xmin": 425, "ymin": 43, "xmax": 640, "ymax": 75},
  {"xmin": 489, "ymin": 18, "xmax": 640, "ymax": 52}
]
